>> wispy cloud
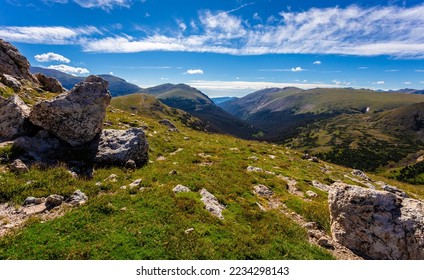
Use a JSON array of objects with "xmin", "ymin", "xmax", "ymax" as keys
[
  {"xmin": 313, "ymin": 61, "xmax": 321, "ymax": 65},
  {"xmin": 385, "ymin": 69, "xmax": 399, "ymax": 72},
  {"xmin": 43, "ymin": 0, "xmax": 136, "ymax": 10},
  {"xmin": 35, "ymin": 52, "xmax": 70, "ymax": 63},
  {"xmin": 47, "ymin": 64, "xmax": 90, "ymax": 75},
  {"xmin": 415, "ymin": 69, "xmax": 424, "ymax": 72},
  {"xmin": 185, "ymin": 69, "xmax": 204, "ymax": 75},
  {"xmin": 0, "ymin": 26, "xmax": 100, "ymax": 44},
  {"xmin": 375, "ymin": 81, "xmax": 385, "ymax": 84},
  {"xmin": 358, "ymin": 67, "xmax": 368, "ymax": 70},
  {"xmin": 4, "ymin": 4, "xmax": 424, "ymax": 58}
]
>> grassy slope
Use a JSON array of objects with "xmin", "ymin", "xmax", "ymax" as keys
[{"xmin": 1, "ymin": 94, "xmax": 423, "ymax": 260}]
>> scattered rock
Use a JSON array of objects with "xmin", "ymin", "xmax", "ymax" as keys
[
  {"xmin": 183, "ymin": 136, "xmax": 190, "ymax": 140},
  {"xmin": 376, "ymin": 182, "xmax": 409, "ymax": 198},
  {"xmin": 9, "ymin": 159, "xmax": 29, "ymax": 173},
  {"xmin": 159, "ymin": 119, "xmax": 179, "ymax": 132},
  {"xmin": 29, "ymin": 75, "xmax": 111, "ymax": 146},
  {"xmin": 125, "ymin": 159, "xmax": 136, "ymax": 169},
  {"xmin": 329, "ymin": 183, "xmax": 424, "ymax": 259},
  {"xmin": 94, "ymin": 128, "xmax": 149, "ymax": 167},
  {"xmin": 248, "ymin": 156, "xmax": 259, "ymax": 161},
  {"xmin": 0, "ymin": 95, "xmax": 30, "ymax": 140},
  {"xmin": 318, "ymin": 237, "xmax": 335, "ymax": 249},
  {"xmin": 169, "ymin": 170, "xmax": 178, "ymax": 175},
  {"xmin": 246, "ymin": 166, "xmax": 263, "ymax": 172},
  {"xmin": 23, "ymin": 197, "xmax": 44, "ymax": 206},
  {"xmin": 199, "ymin": 189, "xmax": 225, "ymax": 219},
  {"xmin": 302, "ymin": 153, "xmax": 312, "ymax": 160},
  {"xmin": 170, "ymin": 148, "xmax": 183, "ymax": 155},
  {"xmin": 34, "ymin": 73, "xmax": 64, "ymax": 93},
  {"xmin": 184, "ymin": 228, "xmax": 195, "ymax": 234},
  {"xmin": 351, "ymin": 169, "xmax": 371, "ymax": 181},
  {"xmin": 279, "ymin": 176, "xmax": 303, "ymax": 197},
  {"xmin": 1, "ymin": 74, "xmax": 21, "ymax": 91},
  {"xmin": 156, "ymin": 156, "xmax": 167, "ymax": 161},
  {"xmin": 45, "ymin": 194, "xmax": 64, "ymax": 209},
  {"xmin": 105, "ymin": 174, "xmax": 117, "ymax": 182},
  {"xmin": 310, "ymin": 157, "xmax": 319, "ymax": 163},
  {"xmin": 67, "ymin": 190, "xmax": 87, "ymax": 206},
  {"xmin": 312, "ymin": 180, "xmax": 330, "ymax": 192},
  {"xmin": 253, "ymin": 184, "xmax": 274, "ymax": 197},
  {"xmin": 306, "ymin": 190, "xmax": 318, "ymax": 198},
  {"xmin": 173, "ymin": 184, "xmax": 190, "ymax": 193},
  {"xmin": 269, "ymin": 155, "xmax": 276, "ymax": 159},
  {"xmin": 129, "ymin": 179, "xmax": 142, "ymax": 188},
  {"xmin": 229, "ymin": 148, "xmax": 239, "ymax": 151},
  {"xmin": 302, "ymin": 222, "xmax": 317, "ymax": 230}
]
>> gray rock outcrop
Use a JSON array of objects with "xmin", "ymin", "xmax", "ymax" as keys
[
  {"xmin": 67, "ymin": 190, "xmax": 87, "ymax": 206},
  {"xmin": 0, "ymin": 95, "xmax": 30, "ymax": 140},
  {"xmin": 45, "ymin": 194, "xmax": 64, "ymax": 209},
  {"xmin": 94, "ymin": 128, "xmax": 149, "ymax": 166},
  {"xmin": 173, "ymin": 184, "xmax": 190, "ymax": 193},
  {"xmin": 13, "ymin": 130, "xmax": 61, "ymax": 161},
  {"xmin": 199, "ymin": 188, "xmax": 225, "ymax": 219},
  {"xmin": 1, "ymin": 74, "xmax": 22, "ymax": 91},
  {"xmin": 29, "ymin": 75, "xmax": 111, "ymax": 146},
  {"xmin": 0, "ymin": 39, "xmax": 37, "ymax": 83},
  {"xmin": 329, "ymin": 183, "xmax": 424, "ymax": 259},
  {"xmin": 253, "ymin": 184, "xmax": 274, "ymax": 197},
  {"xmin": 34, "ymin": 73, "xmax": 64, "ymax": 93},
  {"xmin": 159, "ymin": 119, "xmax": 179, "ymax": 132}
]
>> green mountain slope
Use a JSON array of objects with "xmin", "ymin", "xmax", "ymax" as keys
[
  {"xmin": 286, "ymin": 102, "xmax": 424, "ymax": 173},
  {"xmin": 141, "ymin": 84, "xmax": 258, "ymax": 139}
]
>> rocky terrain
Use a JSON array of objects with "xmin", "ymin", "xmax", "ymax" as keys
[{"xmin": 0, "ymin": 39, "xmax": 423, "ymax": 260}]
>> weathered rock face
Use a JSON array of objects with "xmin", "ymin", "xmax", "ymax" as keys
[
  {"xmin": 29, "ymin": 75, "xmax": 111, "ymax": 146},
  {"xmin": 0, "ymin": 95, "xmax": 30, "ymax": 140},
  {"xmin": 94, "ymin": 128, "xmax": 149, "ymax": 166},
  {"xmin": 0, "ymin": 39, "xmax": 37, "ymax": 83},
  {"xmin": 199, "ymin": 188, "xmax": 225, "ymax": 219},
  {"xmin": 329, "ymin": 183, "xmax": 424, "ymax": 259},
  {"xmin": 1, "ymin": 74, "xmax": 22, "ymax": 91},
  {"xmin": 34, "ymin": 73, "xmax": 64, "ymax": 93},
  {"xmin": 13, "ymin": 130, "xmax": 61, "ymax": 162}
]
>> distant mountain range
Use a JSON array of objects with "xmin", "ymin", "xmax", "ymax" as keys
[{"xmin": 30, "ymin": 67, "xmax": 142, "ymax": 97}]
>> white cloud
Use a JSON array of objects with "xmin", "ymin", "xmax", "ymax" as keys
[
  {"xmin": 253, "ymin": 12, "xmax": 261, "ymax": 21},
  {"xmin": 313, "ymin": 61, "xmax": 321, "ymax": 65},
  {"xmin": 358, "ymin": 66, "xmax": 368, "ymax": 69},
  {"xmin": 376, "ymin": 81, "xmax": 385, "ymax": 84},
  {"xmin": 385, "ymin": 69, "xmax": 399, "ymax": 72},
  {"xmin": 34, "ymin": 52, "xmax": 71, "ymax": 63},
  {"xmin": 416, "ymin": 70, "xmax": 424, "ymax": 72},
  {"xmin": 185, "ymin": 69, "xmax": 204, "ymax": 75},
  {"xmin": 109, "ymin": 71, "xmax": 114, "ymax": 75},
  {"xmin": 177, "ymin": 20, "xmax": 187, "ymax": 32},
  {"xmin": 0, "ymin": 26, "xmax": 100, "ymax": 44},
  {"xmin": 404, "ymin": 81, "xmax": 412, "ymax": 85},
  {"xmin": 291, "ymin": 67, "xmax": 304, "ymax": 72},
  {"xmin": 145, "ymin": 12, "xmax": 150, "ymax": 17},
  {"xmin": 73, "ymin": 0, "xmax": 133, "ymax": 10},
  {"xmin": 47, "ymin": 64, "xmax": 90, "ymax": 75}
]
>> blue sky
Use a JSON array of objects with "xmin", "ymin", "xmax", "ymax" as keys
[{"xmin": 1, "ymin": 0, "xmax": 424, "ymax": 97}]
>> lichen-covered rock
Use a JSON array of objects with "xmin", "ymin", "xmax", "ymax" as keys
[
  {"xmin": 253, "ymin": 184, "xmax": 274, "ymax": 197},
  {"xmin": 0, "ymin": 95, "xmax": 30, "ymax": 140},
  {"xmin": 0, "ymin": 39, "xmax": 37, "ymax": 83},
  {"xmin": 29, "ymin": 75, "xmax": 111, "ymax": 146},
  {"xmin": 173, "ymin": 184, "xmax": 190, "ymax": 193},
  {"xmin": 329, "ymin": 183, "xmax": 424, "ymax": 259},
  {"xmin": 9, "ymin": 159, "xmax": 29, "ymax": 173},
  {"xmin": 67, "ymin": 190, "xmax": 87, "ymax": 206},
  {"xmin": 199, "ymin": 188, "xmax": 225, "ymax": 219},
  {"xmin": 45, "ymin": 194, "xmax": 64, "ymax": 209},
  {"xmin": 159, "ymin": 119, "xmax": 179, "ymax": 132},
  {"xmin": 34, "ymin": 73, "xmax": 64, "ymax": 93},
  {"xmin": 0, "ymin": 74, "xmax": 21, "ymax": 91},
  {"xmin": 94, "ymin": 128, "xmax": 149, "ymax": 166},
  {"xmin": 13, "ymin": 130, "xmax": 62, "ymax": 161}
]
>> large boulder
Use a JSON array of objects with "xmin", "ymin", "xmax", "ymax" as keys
[
  {"xmin": 94, "ymin": 128, "xmax": 149, "ymax": 167},
  {"xmin": 34, "ymin": 73, "xmax": 64, "ymax": 93},
  {"xmin": 13, "ymin": 130, "xmax": 61, "ymax": 162},
  {"xmin": 0, "ymin": 95, "xmax": 30, "ymax": 140},
  {"xmin": 29, "ymin": 75, "xmax": 111, "ymax": 146},
  {"xmin": 0, "ymin": 39, "xmax": 37, "ymax": 83},
  {"xmin": 329, "ymin": 183, "xmax": 424, "ymax": 259}
]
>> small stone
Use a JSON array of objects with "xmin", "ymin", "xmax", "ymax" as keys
[
  {"xmin": 229, "ymin": 148, "xmax": 239, "ymax": 151},
  {"xmin": 106, "ymin": 174, "xmax": 117, "ymax": 182},
  {"xmin": 173, "ymin": 184, "xmax": 190, "ymax": 193},
  {"xmin": 120, "ymin": 185, "xmax": 127, "ymax": 190},
  {"xmin": 184, "ymin": 137, "xmax": 190, "ymax": 140},
  {"xmin": 23, "ymin": 197, "xmax": 44, "ymax": 206},
  {"xmin": 309, "ymin": 157, "xmax": 319, "ymax": 163},
  {"xmin": 159, "ymin": 119, "xmax": 179, "ymax": 132},
  {"xmin": 129, "ymin": 179, "xmax": 142, "ymax": 188},
  {"xmin": 95, "ymin": 182, "xmax": 102, "ymax": 187},
  {"xmin": 253, "ymin": 184, "xmax": 274, "ymax": 197},
  {"xmin": 68, "ymin": 171, "xmax": 78, "ymax": 178},
  {"xmin": 184, "ymin": 228, "xmax": 195, "ymax": 234},
  {"xmin": 269, "ymin": 155, "xmax": 276, "ymax": 159},
  {"xmin": 303, "ymin": 222, "xmax": 317, "ymax": 230},
  {"xmin": 45, "ymin": 194, "xmax": 64, "ymax": 209},
  {"xmin": 125, "ymin": 159, "xmax": 137, "ymax": 169},
  {"xmin": 306, "ymin": 190, "xmax": 318, "ymax": 197},
  {"xmin": 246, "ymin": 166, "xmax": 263, "ymax": 172},
  {"xmin": 67, "ymin": 190, "xmax": 88, "ymax": 206},
  {"xmin": 157, "ymin": 156, "xmax": 167, "ymax": 161},
  {"xmin": 318, "ymin": 237, "xmax": 334, "ymax": 249},
  {"xmin": 169, "ymin": 170, "xmax": 178, "ymax": 175},
  {"xmin": 121, "ymin": 207, "xmax": 127, "ymax": 211},
  {"xmin": 248, "ymin": 156, "xmax": 259, "ymax": 161},
  {"xmin": 9, "ymin": 159, "xmax": 29, "ymax": 173},
  {"xmin": 351, "ymin": 169, "xmax": 371, "ymax": 181}
]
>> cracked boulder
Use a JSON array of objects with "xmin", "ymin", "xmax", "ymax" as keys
[
  {"xmin": 29, "ymin": 75, "xmax": 111, "ymax": 147},
  {"xmin": 329, "ymin": 183, "xmax": 424, "ymax": 259}
]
